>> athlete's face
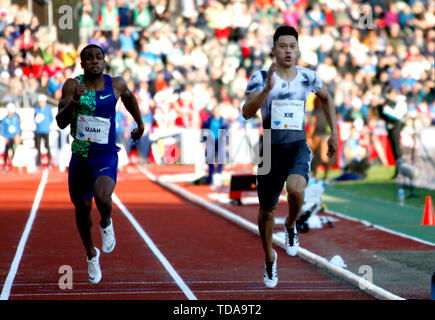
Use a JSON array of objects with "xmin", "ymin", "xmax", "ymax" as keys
[
  {"xmin": 272, "ymin": 35, "xmax": 299, "ymax": 68},
  {"xmin": 81, "ymin": 47, "xmax": 106, "ymax": 76}
]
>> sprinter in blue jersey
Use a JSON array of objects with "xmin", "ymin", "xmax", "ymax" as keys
[
  {"xmin": 242, "ymin": 26, "xmax": 338, "ymax": 288},
  {"xmin": 56, "ymin": 44, "xmax": 144, "ymax": 284}
]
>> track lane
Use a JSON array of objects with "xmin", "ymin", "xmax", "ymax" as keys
[
  {"xmin": 2, "ymin": 167, "xmax": 374, "ymax": 300},
  {"xmin": 7, "ymin": 170, "xmax": 187, "ymax": 300},
  {"xmin": 0, "ymin": 170, "xmax": 44, "ymax": 298},
  {"xmin": 147, "ymin": 165, "xmax": 434, "ymax": 299},
  {"xmin": 116, "ymin": 167, "xmax": 373, "ymax": 300}
]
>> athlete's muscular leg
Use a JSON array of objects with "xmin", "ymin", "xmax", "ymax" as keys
[
  {"xmin": 258, "ymin": 206, "xmax": 276, "ymax": 262},
  {"xmin": 285, "ymin": 174, "xmax": 307, "ymax": 229},
  {"xmin": 73, "ymin": 199, "xmax": 96, "ymax": 259},
  {"xmin": 93, "ymin": 175, "xmax": 116, "ymax": 229}
]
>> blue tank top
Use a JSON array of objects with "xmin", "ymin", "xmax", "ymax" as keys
[{"xmin": 71, "ymin": 74, "xmax": 119, "ymax": 157}]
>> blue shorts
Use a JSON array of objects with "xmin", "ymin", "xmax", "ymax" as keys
[
  {"xmin": 256, "ymin": 140, "xmax": 312, "ymax": 209},
  {"xmin": 68, "ymin": 151, "xmax": 118, "ymax": 201}
]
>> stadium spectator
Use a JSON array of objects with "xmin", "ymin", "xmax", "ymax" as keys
[
  {"xmin": 98, "ymin": 0, "xmax": 120, "ymax": 29},
  {"xmin": 29, "ymin": 14, "xmax": 40, "ymax": 36},
  {"xmin": 378, "ymin": 87, "xmax": 408, "ymax": 178},
  {"xmin": 136, "ymin": 102, "xmax": 154, "ymax": 165},
  {"xmin": 131, "ymin": 55, "xmax": 152, "ymax": 84},
  {"xmin": 307, "ymin": 3, "xmax": 325, "ymax": 27},
  {"xmin": 30, "ymin": 54, "xmax": 45, "ymax": 79},
  {"xmin": 119, "ymin": 26, "xmax": 139, "ymax": 56},
  {"xmin": 43, "ymin": 56, "xmax": 64, "ymax": 78},
  {"xmin": 115, "ymin": 101, "xmax": 129, "ymax": 151},
  {"xmin": 283, "ymin": 3, "xmax": 300, "ymax": 28},
  {"xmin": 0, "ymin": 11, "xmax": 8, "ymax": 35},
  {"xmin": 34, "ymin": 94, "xmax": 53, "ymax": 168},
  {"xmin": 107, "ymin": 27, "xmax": 122, "ymax": 57},
  {"xmin": 384, "ymin": 2, "xmax": 400, "ymax": 27},
  {"xmin": 201, "ymin": 104, "xmax": 229, "ymax": 185},
  {"xmin": 133, "ymin": 0, "xmax": 153, "ymax": 29},
  {"xmin": 335, "ymin": 121, "xmax": 370, "ymax": 181},
  {"xmin": 4, "ymin": 24, "xmax": 19, "ymax": 49},
  {"xmin": 0, "ymin": 54, "xmax": 11, "ymax": 77},
  {"xmin": 399, "ymin": 2, "xmax": 414, "ymax": 29},
  {"xmin": 117, "ymin": 0, "xmax": 133, "ymax": 27},
  {"xmin": 205, "ymin": 0, "xmax": 232, "ymax": 42},
  {"xmin": 17, "ymin": 27, "xmax": 34, "ymax": 55},
  {"xmin": 47, "ymin": 70, "xmax": 64, "ymax": 98},
  {"xmin": 8, "ymin": 69, "xmax": 24, "ymax": 103},
  {"xmin": 0, "ymin": 0, "xmax": 432, "ymax": 171},
  {"xmin": 61, "ymin": 43, "xmax": 77, "ymax": 69},
  {"xmin": 180, "ymin": 0, "xmax": 200, "ymax": 25},
  {"xmin": 344, "ymin": 97, "xmax": 366, "ymax": 124},
  {"xmin": 1, "ymin": 102, "xmax": 21, "ymax": 170},
  {"xmin": 308, "ymin": 97, "xmax": 333, "ymax": 181}
]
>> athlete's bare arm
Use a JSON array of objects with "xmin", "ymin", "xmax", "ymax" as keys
[
  {"xmin": 242, "ymin": 63, "xmax": 277, "ymax": 120},
  {"xmin": 56, "ymin": 79, "xmax": 86, "ymax": 129},
  {"xmin": 242, "ymin": 90, "xmax": 268, "ymax": 120},
  {"xmin": 112, "ymin": 76, "xmax": 144, "ymax": 141},
  {"xmin": 314, "ymin": 85, "xmax": 338, "ymax": 158}
]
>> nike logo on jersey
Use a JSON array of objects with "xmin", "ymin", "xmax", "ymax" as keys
[{"xmin": 100, "ymin": 94, "xmax": 112, "ymax": 100}]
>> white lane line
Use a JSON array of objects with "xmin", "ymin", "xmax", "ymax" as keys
[
  {"xmin": 9, "ymin": 291, "xmax": 196, "ymax": 297},
  {"xmin": 9, "ymin": 279, "xmax": 337, "ymax": 286},
  {"xmin": 138, "ymin": 167, "xmax": 404, "ymax": 301},
  {"xmin": 112, "ymin": 193, "xmax": 197, "ymax": 300},
  {"xmin": 10, "ymin": 288, "xmax": 361, "ymax": 297},
  {"xmin": 0, "ymin": 169, "xmax": 49, "ymax": 301},
  {"xmin": 326, "ymin": 209, "xmax": 435, "ymax": 247}
]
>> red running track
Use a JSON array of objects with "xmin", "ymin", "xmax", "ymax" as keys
[
  {"xmin": 0, "ymin": 167, "xmax": 373, "ymax": 300},
  {"xmin": 149, "ymin": 165, "xmax": 435, "ymax": 300}
]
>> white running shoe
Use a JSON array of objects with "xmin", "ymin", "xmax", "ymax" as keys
[
  {"xmin": 87, "ymin": 247, "xmax": 102, "ymax": 284},
  {"xmin": 263, "ymin": 249, "xmax": 278, "ymax": 288},
  {"xmin": 100, "ymin": 218, "xmax": 116, "ymax": 253},
  {"xmin": 284, "ymin": 224, "xmax": 299, "ymax": 256}
]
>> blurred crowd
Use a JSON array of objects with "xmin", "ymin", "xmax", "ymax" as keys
[{"xmin": 0, "ymin": 0, "xmax": 434, "ymax": 172}]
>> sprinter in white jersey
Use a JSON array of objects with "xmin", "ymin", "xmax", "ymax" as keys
[{"xmin": 242, "ymin": 26, "xmax": 338, "ymax": 288}]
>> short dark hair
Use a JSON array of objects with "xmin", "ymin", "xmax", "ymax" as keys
[
  {"xmin": 80, "ymin": 44, "xmax": 105, "ymax": 61},
  {"xmin": 273, "ymin": 26, "xmax": 299, "ymax": 45},
  {"xmin": 386, "ymin": 86, "xmax": 396, "ymax": 95}
]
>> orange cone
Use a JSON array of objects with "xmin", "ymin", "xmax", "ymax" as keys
[{"xmin": 422, "ymin": 196, "xmax": 435, "ymax": 226}]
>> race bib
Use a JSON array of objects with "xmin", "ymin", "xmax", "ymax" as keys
[
  {"xmin": 76, "ymin": 114, "xmax": 110, "ymax": 144},
  {"xmin": 271, "ymin": 100, "xmax": 304, "ymax": 130}
]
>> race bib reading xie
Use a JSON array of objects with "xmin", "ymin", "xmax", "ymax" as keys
[{"xmin": 271, "ymin": 100, "xmax": 304, "ymax": 130}]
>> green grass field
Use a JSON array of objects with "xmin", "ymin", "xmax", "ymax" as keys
[{"xmin": 321, "ymin": 166, "xmax": 435, "ymax": 244}]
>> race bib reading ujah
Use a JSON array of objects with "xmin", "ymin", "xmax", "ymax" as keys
[
  {"xmin": 271, "ymin": 100, "xmax": 304, "ymax": 130},
  {"xmin": 76, "ymin": 114, "xmax": 110, "ymax": 144}
]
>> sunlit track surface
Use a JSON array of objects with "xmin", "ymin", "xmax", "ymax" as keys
[
  {"xmin": 144, "ymin": 165, "xmax": 435, "ymax": 300},
  {"xmin": 9, "ymin": 280, "xmax": 363, "ymax": 299},
  {"xmin": 0, "ymin": 168, "xmax": 374, "ymax": 300}
]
